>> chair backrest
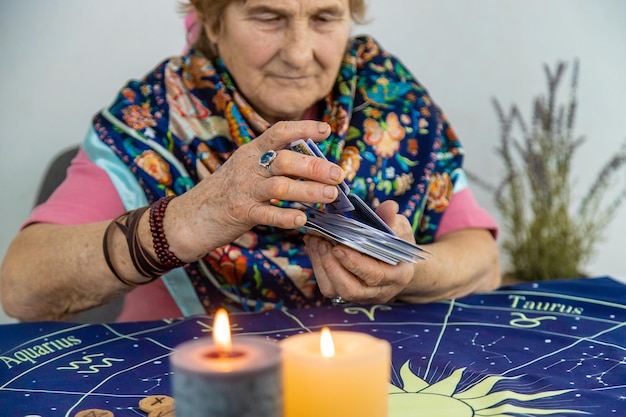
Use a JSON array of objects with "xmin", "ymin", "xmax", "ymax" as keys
[
  {"xmin": 35, "ymin": 146, "xmax": 80, "ymax": 206},
  {"xmin": 34, "ymin": 145, "xmax": 124, "ymax": 323}
]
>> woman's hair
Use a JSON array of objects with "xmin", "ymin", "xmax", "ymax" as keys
[{"xmin": 181, "ymin": 0, "xmax": 368, "ymax": 59}]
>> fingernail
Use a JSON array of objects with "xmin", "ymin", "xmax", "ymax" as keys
[
  {"xmin": 318, "ymin": 123, "xmax": 329, "ymax": 133},
  {"xmin": 323, "ymin": 185, "xmax": 337, "ymax": 199},
  {"xmin": 319, "ymin": 241, "xmax": 329, "ymax": 255},
  {"xmin": 333, "ymin": 248, "xmax": 345, "ymax": 258},
  {"xmin": 295, "ymin": 214, "xmax": 307, "ymax": 227},
  {"xmin": 330, "ymin": 166, "xmax": 342, "ymax": 181}
]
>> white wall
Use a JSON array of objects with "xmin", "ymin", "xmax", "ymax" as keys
[{"xmin": 1, "ymin": 0, "xmax": 625, "ymax": 324}]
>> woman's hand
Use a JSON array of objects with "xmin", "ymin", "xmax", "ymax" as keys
[
  {"xmin": 306, "ymin": 199, "xmax": 502, "ymax": 304},
  {"xmin": 305, "ymin": 200, "xmax": 416, "ymax": 304},
  {"xmin": 164, "ymin": 120, "xmax": 347, "ymax": 262}
]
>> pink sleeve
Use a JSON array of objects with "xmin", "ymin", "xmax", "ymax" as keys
[
  {"xmin": 24, "ymin": 148, "xmax": 125, "ymax": 227},
  {"xmin": 116, "ymin": 280, "xmax": 183, "ymax": 322},
  {"xmin": 435, "ymin": 188, "xmax": 499, "ymax": 239}
]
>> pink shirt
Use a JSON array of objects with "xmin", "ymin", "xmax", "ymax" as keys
[{"xmin": 26, "ymin": 149, "xmax": 497, "ymax": 321}]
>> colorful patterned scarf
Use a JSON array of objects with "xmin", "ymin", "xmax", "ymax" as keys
[{"xmin": 92, "ymin": 35, "xmax": 464, "ymax": 313}]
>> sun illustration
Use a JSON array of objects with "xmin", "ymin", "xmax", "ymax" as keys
[{"xmin": 388, "ymin": 361, "xmax": 588, "ymax": 416}]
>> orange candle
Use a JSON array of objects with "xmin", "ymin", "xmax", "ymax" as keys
[
  {"xmin": 280, "ymin": 327, "xmax": 390, "ymax": 417},
  {"xmin": 171, "ymin": 309, "xmax": 283, "ymax": 417}
]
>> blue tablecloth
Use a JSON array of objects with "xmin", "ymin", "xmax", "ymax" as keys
[{"xmin": 1, "ymin": 277, "xmax": 625, "ymax": 416}]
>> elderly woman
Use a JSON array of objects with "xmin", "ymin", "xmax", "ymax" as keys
[{"xmin": 0, "ymin": 0, "xmax": 500, "ymax": 322}]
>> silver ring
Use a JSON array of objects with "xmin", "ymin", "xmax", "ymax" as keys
[
  {"xmin": 259, "ymin": 149, "xmax": 278, "ymax": 176},
  {"xmin": 331, "ymin": 296, "xmax": 346, "ymax": 305}
]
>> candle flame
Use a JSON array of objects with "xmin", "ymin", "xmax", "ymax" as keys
[
  {"xmin": 320, "ymin": 327, "xmax": 335, "ymax": 358},
  {"xmin": 213, "ymin": 308, "xmax": 232, "ymax": 353}
]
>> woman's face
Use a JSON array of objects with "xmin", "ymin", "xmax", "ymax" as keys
[{"xmin": 207, "ymin": 0, "xmax": 352, "ymax": 124}]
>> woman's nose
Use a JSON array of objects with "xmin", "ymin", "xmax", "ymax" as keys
[{"xmin": 279, "ymin": 22, "xmax": 314, "ymax": 69}]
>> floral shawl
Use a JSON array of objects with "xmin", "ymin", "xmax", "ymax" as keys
[{"xmin": 89, "ymin": 35, "xmax": 464, "ymax": 313}]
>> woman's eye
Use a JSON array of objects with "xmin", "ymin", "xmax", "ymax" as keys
[
  {"xmin": 313, "ymin": 13, "xmax": 341, "ymax": 24},
  {"xmin": 255, "ymin": 13, "xmax": 282, "ymax": 23}
]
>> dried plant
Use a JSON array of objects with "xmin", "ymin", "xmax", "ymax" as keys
[{"xmin": 471, "ymin": 60, "xmax": 626, "ymax": 281}]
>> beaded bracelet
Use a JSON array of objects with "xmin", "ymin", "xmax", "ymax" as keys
[
  {"xmin": 149, "ymin": 196, "xmax": 186, "ymax": 268},
  {"xmin": 103, "ymin": 206, "xmax": 171, "ymax": 287},
  {"xmin": 125, "ymin": 207, "xmax": 170, "ymax": 278}
]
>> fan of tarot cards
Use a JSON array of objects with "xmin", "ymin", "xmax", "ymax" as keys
[{"xmin": 289, "ymin": 139, "xmax": 429, "ymax": 265}]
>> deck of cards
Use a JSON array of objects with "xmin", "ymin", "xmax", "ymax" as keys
[{"xmin": 290, "ymin": 138, "xmax": 429, "ymax": 265}]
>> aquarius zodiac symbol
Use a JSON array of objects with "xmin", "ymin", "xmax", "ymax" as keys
[{"xmin": 56, "ymin": 353, "xmax": 124, "ymax": 374}]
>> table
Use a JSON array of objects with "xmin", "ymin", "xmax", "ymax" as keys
[{"xmin": 1, "ymin": 277, "xmax": 625, "ymax": 416}]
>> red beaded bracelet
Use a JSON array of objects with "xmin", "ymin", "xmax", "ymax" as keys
[{"xmin": 149, "ymin": 196, "xmax": 186, "ymax": 268}]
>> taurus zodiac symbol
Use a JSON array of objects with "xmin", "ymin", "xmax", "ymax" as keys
[{"xmin": 509, "ymin": 312, "xmax": 557, "ymax": 328}]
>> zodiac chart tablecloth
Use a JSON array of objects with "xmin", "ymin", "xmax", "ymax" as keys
[{"xmin": 1, "ymin": 277, "xmax": 625, "ymax": 416}]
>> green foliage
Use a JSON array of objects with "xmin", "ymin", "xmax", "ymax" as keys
[{"xmin": 476, "ymin": 61, "xmax": 626, "ymax": 281}]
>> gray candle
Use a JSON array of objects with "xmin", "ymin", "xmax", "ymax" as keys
[{"xmin": 170, "ymin": 335, "xmax": 283, "ymax": 417}]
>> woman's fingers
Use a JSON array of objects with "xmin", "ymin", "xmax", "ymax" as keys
[
  {"xmin": 257, "ymin": 121, "xmax": 331, "ymax": 153},
  {"xmin": 305, "ymin": 202, "xmax": 417, "ymax": 304},
  {"xmin": 306, "ymin": 235, "xmax": 396, "ymax": 303},
  {"xmin": 375, "ymin": 200, "xmax": 415, "ymax": 242},
  {"xmin": 262, "ymin": 149, "xmax": 344, "ymax": 184},
  {"xmin": 333, "ymin": 245, "xmax": 412, "ymax": 290},
  {"xmin": 256, "ymin": 176, "xmax": 339, "ymax": 205},
  {"xmin": 304, "ymin": 236, "xmax": 339, "ymax": 297},
  {"xmin": 245, "ymin": 204, "xmax": 308, "ymax": 229},
  {"xmin": 253, "ymin": 149, "xmax": 344, "ymax": 205}
]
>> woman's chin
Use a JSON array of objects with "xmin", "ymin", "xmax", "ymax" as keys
[{"xmin": 259, "ymin": 104, "xmax": 314, "ymax": 124}]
